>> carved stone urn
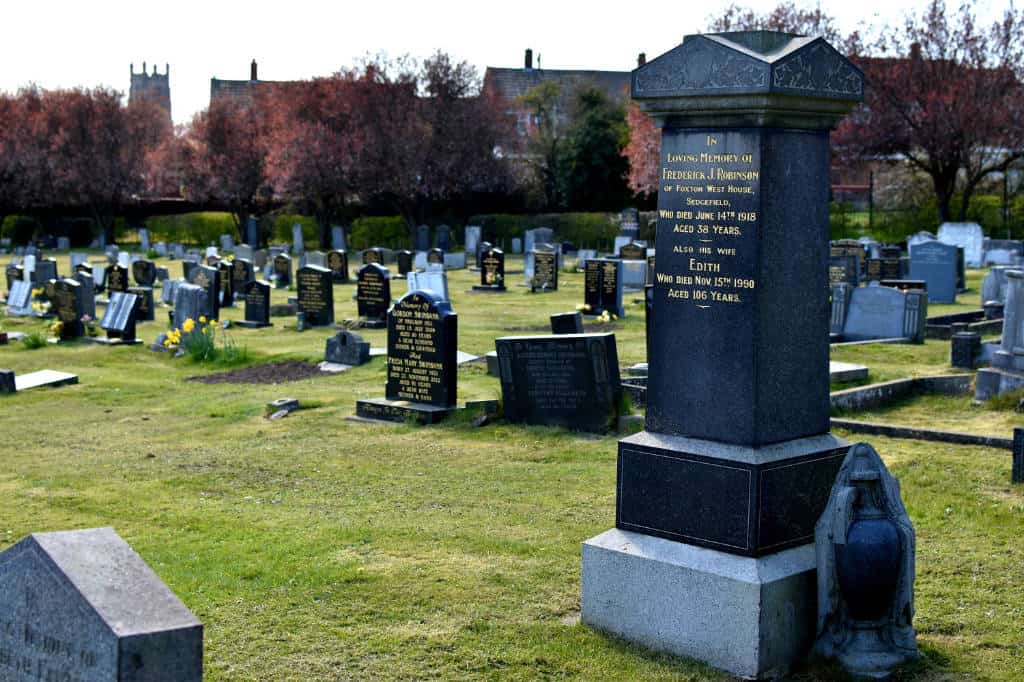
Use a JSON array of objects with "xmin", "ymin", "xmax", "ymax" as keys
[{"xmin": 815, "ymin": 442, "xmax": 919, "ymax": 678}]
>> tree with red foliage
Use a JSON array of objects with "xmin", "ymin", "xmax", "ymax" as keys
[
  {"xmin": 838, "ymin": 1, "xmax": 1024, "ymax": 221},
  {"xmin": 623, "ymin": 101, "xmax": 659, "ymax": 197},
  {"xmin": 181, "ymin": 98, "xmax": 269, "ymax": 240},
  {"xmin": 262, "ymin": 78, "xmax": 360, "ymax": 248}
]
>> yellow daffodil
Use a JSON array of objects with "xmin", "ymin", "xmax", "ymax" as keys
[
  {"xmin": 183, "ymin": 318, "xmax": 196, "ymax": 334},
  {"xmin": 198, "ymin": 316, "xmax": 207, "ymax": 324}
]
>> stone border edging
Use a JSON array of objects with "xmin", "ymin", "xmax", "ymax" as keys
[
  {"xmin": 830, "ymin": 418, "xmax": 1013, "ymax": 450},
  {"xmin": 829, "ymin": 374, "xmax": 972, "ymax": 411}
]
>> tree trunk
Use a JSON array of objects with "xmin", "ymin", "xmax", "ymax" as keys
[
  {"xmin": 316, "ymin": 213, "xmax": 330, "ymax": 250},
  {"xmin": 234, "ymin": 210, "xmax": 248, "ymax": 245},
  {"xmin": 958, "ymin": 178, "xmax": 981, "ymax": 223},
  {"xmin": 930, "ymin": 170, "xmax": 957, "ymax": 224}
]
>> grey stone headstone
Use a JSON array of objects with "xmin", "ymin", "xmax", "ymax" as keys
[
  {"xmin": 937, "ymin": 222, "xmax": 984, "ymax": 268},
  {"xmin": 172, "ymin": 283, "xmax": 205, "ymax": 331},
  {"xmin": 436, "ymin": 225, "xmax": 451, "ymax": 251},
  {"xmin": 23, "ymin": 254, "xmax": 36, "ymax": 280},
  {"xmin": 6, "ymin": 280, "xmax": 33, "ymax": 315},
  {"xmin": 154, "ymin": 242, "xmax": 168, "ymax": 257},
  {"xmin": 909, "ymin": 240, "xmax": 958, "ymax": 303},
  {"xmin": 416, "ymin": 224, "xmax": 431, "ymax": 251},
  {"xmin": 161, "ymin": 278, "xmax": 182, "ymax": 306},
  {"xmin": 325, "ymin": 330, "xmax": 371, "ymax": 366},
  {"xmin": 57, "ymin": 236, "xmax": 71, "ymax": 250},
  {"xmin": 0, "ymin": 527, "xmax": 203, "ymax": 681},
  {"xmin": 254, "ymin": 249, "xmax": 268, "ymax": 269},
  {"xmin": 511, "ymin": 237, "xmax": 522, "ymax": 254},
  {"xmin": 406, "ymin": 270, "xmax": 449, "ymax": 302},
  {"xmin": 305, "ymin": 251, "xmax": 326, "ymax": 268},
  {"xmin": 464, "ymin": 226, "xmax": 481, "ymax": 256},
  {"xmin": 74, "ymin": 270, "xmax": 97, "ymax": 320},
  {"xmin": 220, "ymin": 233, "xmax": 234, "ymax": 253},
  {"xmin": 139, "ymin": 228, "xmax": 151, "ymax": 252},
  {"xmin": 173, "ymin": 244, "xmax": 185, "ymax": 260},
  {"xmin": 33, "ymin": 258, "xmax": 58, "ymax": 285},
  {"xmin": 235, "ymin": 244, "xmax": 254, "ymax": 262},
  {"xmin": 117, "ymin": 252, "xmax": 132, "ymax": 268},
  {"xmin": 246, "ymin": 217, "xmax": 259, "ymax": 247},
  {"xmin": 70, "ymin": 253, "xmax": 88, "ymax": 269},
  {"xmin": 906, "ymin": 231, "xmax": 936, "ymax": 249},
  {"xmin": 843, "ymin": 285, "xmax": 926, "ymax": 342},
  {"xmin": 331, "ymin": 226, "xmax": 347, "ymax": 250},
  {"xmin": 981, "ymin": 265, "xmax": 1014, "ymax": 305},
  {"xmin": 292, "ymin": 223, "xmax": 305, "ymax": 255}
]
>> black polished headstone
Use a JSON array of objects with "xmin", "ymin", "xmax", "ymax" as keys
[
  {"xmin": 132, "ymin": 259, "xmax": 157, "ymax": 287},
  {"xmin": 128, "ymin": 286, "xmax": 155, "ymax": 322},
  {"xmin": 584, "ymin": 259, "xmax": 624, "ymax": 316},
  {"xmin": 829, "ymin": 254, "xmax": 859, "ymax": 287},
  {"xmin": 327, "ymin": 250, "xmax": 349, "ymax": 283},
  {"xmin": 326, "ymin": 330, "xmax": 370, "ymax": 365},
  {"xmin": 385, "ymin": 290, "xmax": 457, "ymax": 407},
  {"xmin": 356, "ymin": 263, "xmax": 391, "ymax": 327},
  {"xmin": 238, "ymin": 280, "xmax": 272, "ymax": 328},
  {"xmin": 550, "ymin": 311, "xmax": 584, "ymax": 334},
  {"xmin": 496, "ymin": 333, "xmax": 621, "ymax": 433},
  {"xmin": 33, "ymin": 258, "xmax": 58, "ymax": 285},
  {"xmin": 395, "ymin": 250, "xmax": 414, "ymax": 277},
  {"xmin": 475, "ymin": 247, "xmax": 505, "ymax": 290},
  {"xmin": 273, "ymin": 254, "xmax": 292, "ymax": 289},
  {"xmin": 74, "ymin": 270, "xmax": 96, "ymax": 320},
  {"xmin": 106, "ymin": 264, "xmax": 129, "ymax": 294},
  {"xmin": 1013, "ymin": 428, "xmax": 1024, "ymax": 485},
  {"xmin": 296, "ymin": 265, "xmax": 334, "ymax": 327},
  {"xmin": 531, "ymin": 251, "xmax": 558, "ymax": 292},
  {"xmin": 231, "ymin": 258, "xmax": 255, "ymax": 297},
  {"xmin": 51, "ymin": 279, "xmax": 85, "ymax": 338},
  {"xmin": 188, "ymin": 264, "xmax": 220, "ymax": 321}
]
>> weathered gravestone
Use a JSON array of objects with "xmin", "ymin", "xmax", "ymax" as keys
[
  {"xmin": 531, "ymin": 250, "xmax": 558, "ymax": 292},
  {"xmin": 291, "ymin": 223, "xmax": 305, "ymax": 255},
  {"xmin": 6, "ymin": 280, "xmax": 33, "ymax": 315},
  {"xmin": 362, "ymin": 247, "xmax": 384, "ymax": 265},
  {"xmin": 160, "ymin": 278, "xmax": 181, "ymax": 306},
  {"xmin": 981, "ymin": 265, "xmax": 1014, "ymax": 305},
  {"xmin": 296, "ymin": 265, "xmax": 334, "ymax": 327},
  {"xmin": 976, "ymin": 270, "xmax": 1024, "ymax": 399},
  {"xmin": 583, "ymin": 259, "xmax": 624, "ymax": 316},
  {"xmin": 356, "ymin": 290, "xmax": 458, "ymax": 423},
  {"xmin": 327, "ymin": 250, "xmax": 349, "ymax": 283},
  {"xmin": 219, "ymin": 233, "xmax": 234, "ymax": 253},
  {"xmin": 0, "ymin": 527, "xmax": 202, "ymax": 681},
  {"xmin": 273, "ymin": 254, "xmax": 292, "ymax": 289},
  {"xmin": 474, "ymin": 247, "xmax": 506, "ymax": 291},
  {"xmin": 909, "ymin": 240, "xmax": 958, "ymax": 303},
  {"xmin": 581, "ymin": 31, "xmax": 862, "ymax": 679},
  {"xmin": 130, "ymin": 262, "xmax": 156, "ymax": 305},
  {"xmin": 235, "ymin": 280, "xmax": 272, "ymax": 328},
  {"xmin": 395, "ymin": 250, "xmax": 414, "ymax": 278},
  {"xmin": 105, "ymin": 264, "xmax": 129, "ymax": 294},
  {"xmin": 842, "ymin": 284, "xmax": 926, "ymax": 342},
  {"xmin": 172, "ymin": 283, "xmax": 206, "ymax": 332},
  {"xmin": 99, "ymin": 291, "xmax": 141, "ymax": 344},
  {"xmin": 305, "ymin": 250, "xmax": 326, "ymax": 268},
  {"xmin": 551, "ymin": 311, "xmax": 585, "ymax": 334},
  {"xmin": 188, "ymin": 264, "xmax": 220, "ymax": 322},
  {"xmin": 181, "ymin": 260, "xmax": 199, "ymax": 282},
  {"xmin": 464, "ymin": 226, "xmax": 481, "ymax": 259},
  {"xmin": 51, "ymin": 279, "xmax": 85, "ymax": 338},
  {"xmin": 406, "ymin": 270, "xmax": 449, "ymax": 302},
  {"xmin": 138, "ymin": 227, "xmax": 151, "ymax": 251},
  {"xmin": 356, "ymin": 263, "xmax": 391, "ymax": 328},
  {"xmin": 938, "ymin": 222, "xmax": 984, "ymax": 268},
  {"xmin": 74, "ymin": 270, "xmax": 96, "ymax": 320},
  {"xmin": 496, "ymin": 334, "xmax": 621, "ymax": 432},
  {"xmin": 325, "ymin": 330, "xmax": 370, "ymax": 366}
]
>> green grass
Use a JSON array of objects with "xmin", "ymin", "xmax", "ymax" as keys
[{"xmin": 1, "ymin": 257, "xmax": 1022, "ymax": 680}]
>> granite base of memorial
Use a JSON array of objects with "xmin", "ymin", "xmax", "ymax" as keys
[
  {"xmin": 235, "ymin": 320, "xmax": 273, "ymax": 329},
  {"xmin": 469, "ymin": 284, "xmax": 506, "ymax": 293},
  {"xmin": 355, "ymin": 397, "xmax": 461, "ymax": 424}
]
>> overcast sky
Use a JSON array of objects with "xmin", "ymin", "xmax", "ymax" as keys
[{"xmin": 0, "ymin": 0, "xmax": 1009, "ymax": 125}]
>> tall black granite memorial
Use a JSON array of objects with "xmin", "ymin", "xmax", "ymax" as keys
[
  {"xmin": 473, "ymin": 247, "xmax": 505, "ymax": 291},
  {"xmin": 99, "ymin": 291, "xmax": 141, "ymax": 344},
  {"xmin": 297, "ymin": 265, "xmax": 334, "ymax": 327},
  {"xmin": 356, "ymin": 263, "xmax": 391, "ymax": 328},
  {"xmin": 395, "ymin": 250, "xmax": 413, "ymax": 278},
  {"xmin": 581, "ymin": 32, "xmax": 863, "ymax": 679},
  {"xmin": 327, "ymin": 250, "xmax": 350, "ymax": 283},
  {"xmin": 496, "ymin": 334, "xmax": 621, "ymax": 433},
  {"xmin": 356, "ymin": 290, "xmax": 458, "ymax": 423},
  {"xmin": 0, "ymin": 527, "xmax": 203, "ymax": 681},
  {"xmin": 531, "ymin": 250, "xmax": 558, "ymax": 292},
  {"xmin": 51, "ymin": 279, "xmax": 85, "ymax": 339},
  {"xmin": 189, "ymin": 264, "xmax": 220, "ymax": 321},
  {"xmin": 237, "ymin": 280, "xmax": 272, "ymax": 328},
  {"xmin": 909, "ymin": 240, "xmax": 958, "ymax": 303},
  {"xmin": 106, "ymin": 264, "xmax": 129, "ymax": 294},
  {"xmin": 583, "ymin": 259, "xmax": 624, "ymax": 316},
  {"xmin": 273, "ymin": 254, "xmax": 292, "ymax": 289}
]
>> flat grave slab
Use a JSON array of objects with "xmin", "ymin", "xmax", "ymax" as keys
[
  {"xmin": 829, "ymin": 361, "xmax": 868, "ymax": 383},
  {"xmin": 14, "ymin": 370, "xmax": 79, "ymax": 392}
]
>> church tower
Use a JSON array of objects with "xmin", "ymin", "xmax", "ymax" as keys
[{"xmin": 129, "ymin": 62, "xmax": 171, "ymax": 123}]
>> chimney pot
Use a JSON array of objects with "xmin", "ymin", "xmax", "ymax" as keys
[
  {"xmin": 525, "ymin": 48, "xmax": 533, "ymax": 70},
  {"xmin": 251, "ymin": 59, "xmax": 258, "ymax": 81},
  {"xmin": 638, "ymin": 52, "xmax": 646, "ymax": 67}
]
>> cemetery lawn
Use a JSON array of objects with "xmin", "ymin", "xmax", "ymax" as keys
[{"xmin": 0, "ymin": 256, "xmax": 1022, "ymax": 680}]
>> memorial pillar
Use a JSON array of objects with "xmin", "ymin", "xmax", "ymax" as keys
[{"xmin": 581, "ymin": 31, "xmax": 864, "ymax": 679}]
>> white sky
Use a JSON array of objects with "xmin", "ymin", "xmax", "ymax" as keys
[{"xmin": 0, "ymin": 0, "xmax": 1010, "ymax": 125}]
